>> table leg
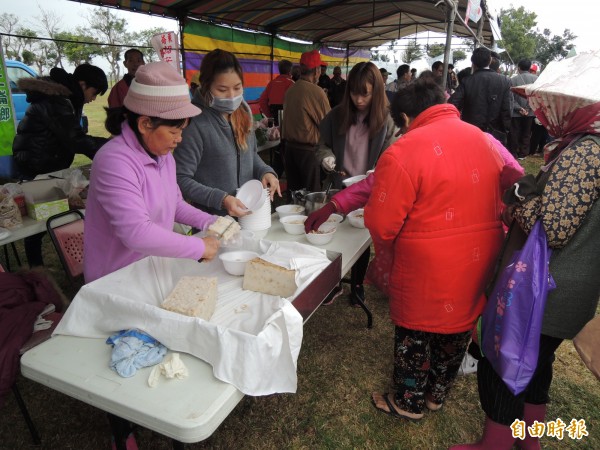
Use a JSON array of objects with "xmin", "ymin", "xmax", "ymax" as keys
[
  {"xmin": 107, "ymin": 413, "xmax": 132, "ymax": 450},
  {"xmin": 350, "ymin": 287, "xmax": 373, "ymax": 329},
  {"xmin": 11, "ymin": 242, "xmax": 22, "ymax": 267},
  {"xmin": 2, "ymin": 245, "xmax": 10, "ymax": 272},
  {"xmin": 172, "ymin": 439, "xmax": 185, "ymax": 450}
]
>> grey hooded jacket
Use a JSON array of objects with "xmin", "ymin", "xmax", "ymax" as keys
[{"xmin": 174, "ymin": 93, "xmax": 275, "ymax": 215}]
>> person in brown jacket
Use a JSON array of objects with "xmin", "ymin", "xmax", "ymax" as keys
[{"xmin": 282, "ymin": 50, "xmax": 331, "ymax": 192}]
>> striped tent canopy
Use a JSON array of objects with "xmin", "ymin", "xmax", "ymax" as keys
[
  {"xmin": 68, "ymin": 1, "xmax": 499, "ymax": 105},
  {"xmin": 67, "ymin": 0, "xmax": 497, "ymax": 49},
  {"xmin": 183, "ymin": 21, "xmax": 371, "ymax": 102}
]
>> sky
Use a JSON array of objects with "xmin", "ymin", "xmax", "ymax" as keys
[
  {"xmin": 488, "ymin": 0, "xmax": 597, "ymax": 53},
  {"xmin": 1, "ymin": 0, "xmax": 598, "ymax": 70}
]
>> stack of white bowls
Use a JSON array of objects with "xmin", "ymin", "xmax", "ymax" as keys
[{"xmin": 238, "ymin": 187, "xmax": 271, "ymax": 237}]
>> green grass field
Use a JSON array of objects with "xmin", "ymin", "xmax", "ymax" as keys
[{"xmin": 71, "ymin": 89, "xmax": 112, "ymax": 167}]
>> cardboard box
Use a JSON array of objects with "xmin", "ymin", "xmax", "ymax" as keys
[{"xmin": 22, "ymin": 179, "xmax": 69, "ymax": 221}]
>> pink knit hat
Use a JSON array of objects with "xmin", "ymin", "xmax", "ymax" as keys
[{"xmin": 123, "ymin": 61, "xmax": 201, "ymax": 119}]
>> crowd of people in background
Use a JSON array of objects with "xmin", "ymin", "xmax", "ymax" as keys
[{"xmin": 9, "ymin": 42, "xmax": 599, "ymax": 450}]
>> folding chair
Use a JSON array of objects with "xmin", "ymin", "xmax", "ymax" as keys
[{"xmin": 46, "ymin": 210, "xmax": 85, "ymax": 283}]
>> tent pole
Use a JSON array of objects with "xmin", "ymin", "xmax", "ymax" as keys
[
  {"xmin": 178, "ymin": 13, "xmax": 187, "ymax": 75},
  {"xmin": 345, "ymin": 44, "xmax": 350, "ymax": 77},
  {"xmin": 270, "ymin": 33, "xmax": 275, "ymax": 79},
  {"xmin": 476, "ymin": 5, "xmax": 485, "ymax": 48},
  {"xmin": 441, "ymin": 0, "xmax": 457, "ymax": 92}
]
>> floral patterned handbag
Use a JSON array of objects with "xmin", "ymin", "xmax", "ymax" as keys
[{"xmin": 481, "ymin": 220, "xmax": 556, "ymax": 395}]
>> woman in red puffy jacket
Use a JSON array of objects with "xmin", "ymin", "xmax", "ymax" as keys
[{"xmin": 366, "ymin": 78, "xmax": 505, "ymax": 420}]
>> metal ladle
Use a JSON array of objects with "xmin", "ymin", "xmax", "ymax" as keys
[{"xmin": 323, "ymin": 180, "xmax": 334, "ymax": 203}]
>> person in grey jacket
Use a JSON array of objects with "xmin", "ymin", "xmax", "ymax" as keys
[
  {"xmin": 316, "ymin": 62, "xmax": 398, "ymax": 190},
  {"xmin": 174, "ymin": 49, "xmax": 280, "ymax": 216},
  {"xmin": 509, "ymin": 59, "xmax": 538, "ymax": 158},
  {"xmin": 314, "ymin": 61, "xmax": 398, "ymax": 307}
]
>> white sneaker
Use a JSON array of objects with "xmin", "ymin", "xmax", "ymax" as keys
[{"xmin": 458, "ymin": 352, "xmax": 478, "ymax": 375}]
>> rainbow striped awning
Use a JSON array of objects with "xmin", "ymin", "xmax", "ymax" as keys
[{"xmin": 67, "ymin": 0, "xmax": 497, "ymax": 50}]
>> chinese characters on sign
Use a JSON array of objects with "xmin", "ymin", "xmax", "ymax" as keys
[
  {"xmin": 150, "ymin": 31, "xmax": 181, "ymax": 73},
  {"xmin": 0, "ymin": 42, "xmax": 18, "ymax": 176},
  {"xmin": 0, "ymin": 68, "xmax": 13, "ymax": 123},
  {"xmin": 511, "ymin": 418, "xmax": 589, "ymax": 441}
]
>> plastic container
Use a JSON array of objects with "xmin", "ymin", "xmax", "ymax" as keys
[
  {"xmin": 219, "ymin": 251, "xmax": 259, "ymax": 276},
  {"xmin": 347, "ymin": 209, "xmax": 365, "ymax": 228},
  {"xmin": 280, "ymin": 215, "xmax": 307, "ymax": 235}
]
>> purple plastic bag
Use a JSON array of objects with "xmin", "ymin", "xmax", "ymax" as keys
[{"xmin": 481, "ymin": 220, "xmax": 556, "ymax": 395}]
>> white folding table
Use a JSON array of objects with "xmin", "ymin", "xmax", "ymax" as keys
[{"xmin": 20, "ymin": 217, "xmax": 371, "ymax": 447}]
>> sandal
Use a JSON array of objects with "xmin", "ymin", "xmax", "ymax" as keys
[
  {"xmin": 425, "ymin": 393, "xmax": 443, "ymax": 411},
  {"xmin": 371, "ymin": 392, "xmax": 423, "ymax": 421}
]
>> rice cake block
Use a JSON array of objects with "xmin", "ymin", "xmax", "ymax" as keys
[
  {"xmin": 161, "ymin": 276, "xmax": 218, "ymax": 320},
  {"xmin": 208, "ymin": 215, "xmax": 240, "ymax": 240},
  {"xmin": 242, "ymin": 257, "xmax": 297, "ymax": 298}
]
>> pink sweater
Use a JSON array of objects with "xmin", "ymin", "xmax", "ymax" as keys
[{"xmin": 84, "ymin": 123, "xmax": 216, "ymax": 282}]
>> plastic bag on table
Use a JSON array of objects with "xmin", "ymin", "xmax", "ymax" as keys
[
  {"xmin": 0, "ymin": 192, "xmax": 23, "ymax": 229},
  {"xmin": 59, "ymin": 169, "xmax": 89, "ymax": 209},
  {"xmin": 1, "ymin": 183, "xmax": 26, "ymax": 217}
]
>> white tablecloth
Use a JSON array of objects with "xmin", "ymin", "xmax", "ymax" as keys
[{"xmin": 54, "ymin": 241, "xmax": 331, "ymax": 395}]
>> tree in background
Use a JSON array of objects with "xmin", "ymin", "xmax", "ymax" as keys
[
  {"xmin": 534, "ymin": 28, "xmax": 577, "ymax": 67},
  {"xmin": 461, "ymin": 38, "xmax": 476, "ymax": 52},
  {"xmin": 499, "ymin": 6, "xmax": 576, "ymax": 70},
  {"xmin": 36, "ymin": 7, "xmax": 66, "ymax": 69},
  {"xmin": 402, "ymin": 41, "xmax": 423, "ymax": 64},
  {"xmin": 131, "ymin": 27, "xmax": 166, "ymax": 63},
  {"xmin": 426, "ymin": 43, "xmax": 445, "ymax": 59},
  {"xmin": 60, "ymin": 30, "xmax": 104, "ymax": 67},
  {"xmin": 87, "ymin": 8, "xmax": 130, "ymax": 82},
  {"xmin": 0, "ymin": 6, "xmax": 165, "ymax": 77},
  {"xmin": 0, "ymin": 13, "xmax": 21, "ymax": 60},
  {"xmin": 498, "ymin": 6, "xmax": 537, "ymax": 64},
  {"xmin": 453, "ymin": 50, "xmax": 467, "ymax": 64}
]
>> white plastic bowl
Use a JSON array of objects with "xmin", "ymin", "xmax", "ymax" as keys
[
  {"xmin": 236, "ymin": 180, "xmax": 266, "ymax": 212},
  {"xmin": 280, "ymin": 215, "xmax": 307, "ymax": 235},
  {"xmin": 305, "ymin": 226, "xmax": 336, "ymax": 245},
  {"xmin": 325, "ymin": 213, "xmax": 343, "ymax": 224},
  {"xmin": 342, "ymin": 174, "xmax": 367, "ymax": 187},
  {"xmin": 219, "ymin": 250, "xmax": 259, "ymax": 276},
  {"xmin": 276, "ymin": 204, "xmax": 306, "ymax": 218},
  {"xmin": 347, "ymin": 209, "xmax": 365, "ymax": 228}
]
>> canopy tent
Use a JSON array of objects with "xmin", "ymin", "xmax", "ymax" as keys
[
  {"xmin": 67, "ymin": 0, "xmax": 498, "ymax": 104},
  {"xmin": 67, "ymin": 0, "xmax": 497, "ymax": 50}
]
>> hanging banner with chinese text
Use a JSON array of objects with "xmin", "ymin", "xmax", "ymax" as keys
[
  {"xmin": 466, "ymin": 0, "xmax": 483, "ymax": 23},
  {"xmin": 151, "ymin": 31, "xmax": 181, "ymax": 73},
  {"xmin": 0, "ymin": 42, "xmax": 17, "ymax": 178}
]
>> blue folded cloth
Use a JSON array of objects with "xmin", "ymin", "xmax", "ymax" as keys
[{"xmin": 106, "ymin": 329, "xmax": 168, "ymax": 378}]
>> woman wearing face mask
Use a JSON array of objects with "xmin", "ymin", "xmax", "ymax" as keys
[
  {"xmin": 175, "ymin": 49, "xmax": 280, "ymax": 217},
  {"xmin": 309, "ymin": 61, "xmax": 398, "ymax": 306}
]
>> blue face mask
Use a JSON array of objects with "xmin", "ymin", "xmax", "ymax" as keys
[{"xmin": 210, "ymin": 94, "xmax": 244, "ymax": 114}]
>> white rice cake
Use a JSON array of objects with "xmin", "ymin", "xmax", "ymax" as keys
[
  {"xmin": 161, "ymin": 276, "xmax": 218, "ymax": 320},
  {"xmin": 208, "ymin": 215, "xmax": 241, "ymax": 240},
  {"xmin": 242, "ymin": 257, "xmax": 297, "ymax": 298}
]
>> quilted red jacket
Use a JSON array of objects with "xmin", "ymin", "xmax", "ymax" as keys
[{"xmin": 365, "ymin": 104, "xmax": 505, "ymax": 334}]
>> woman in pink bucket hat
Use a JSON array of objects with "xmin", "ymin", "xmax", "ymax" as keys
[{"xmin": 84, "ymin": 61, "xmax": 221, "ymax": 285}]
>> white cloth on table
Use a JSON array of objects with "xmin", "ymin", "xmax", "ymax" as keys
[{"xmin": 54, "ymin": 244, "xmax": 330, "ymax": 396}]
